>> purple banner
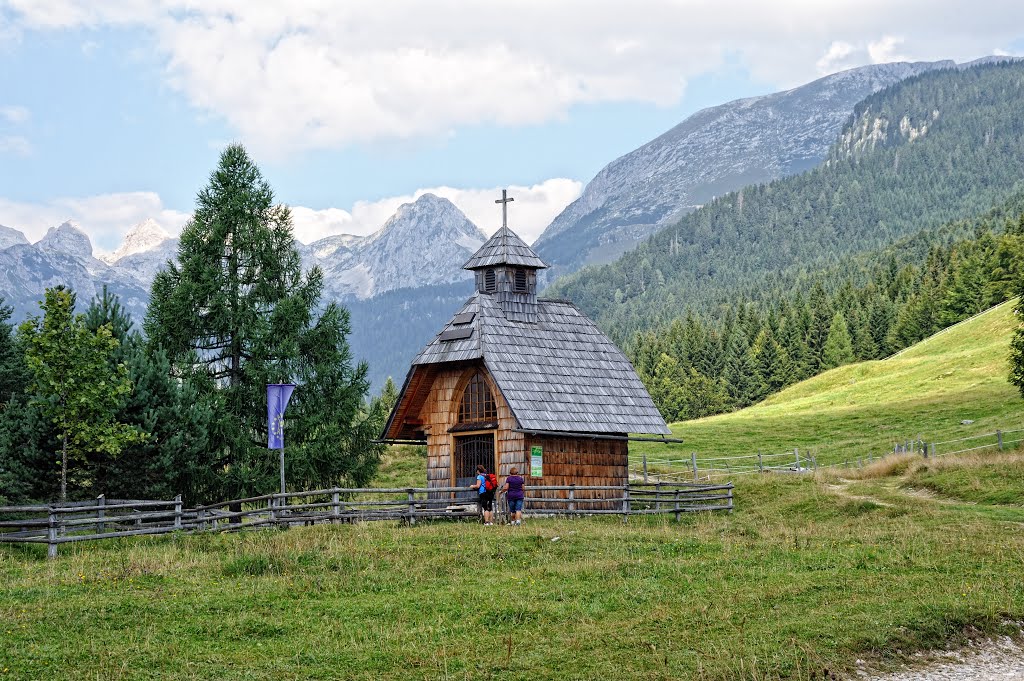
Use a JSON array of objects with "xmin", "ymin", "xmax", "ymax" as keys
[{"xmin": 267, "ymin": 383, "xmax": 296, "ymax": 450}]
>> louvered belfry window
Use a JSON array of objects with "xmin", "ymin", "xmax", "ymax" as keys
[
  {"xmin": 484, "ymin": 269, "xmax": 496, "ymax": 292},
  {"xmin": 459, "ymin": 372, "xmax": 497, "ymax": 423},
  {"xmin": 514, "ymin": 268, "xmax": 527, "ymax": 292}
]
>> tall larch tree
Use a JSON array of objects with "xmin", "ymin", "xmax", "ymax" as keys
[{"xmin": 145, "ymin": 144, "xmax": 381, "ymax": 501}]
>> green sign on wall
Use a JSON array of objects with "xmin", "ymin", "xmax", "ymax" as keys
[{"xmin": 530, "ymin": 445, "xmax": 543, "ymax": 478}]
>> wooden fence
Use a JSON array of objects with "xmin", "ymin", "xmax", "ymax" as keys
[
  {"xmin": 0, "ymin": 482, "xmax": 733, "ymax": 559},
  {"xmin": 633, "ymin": 425, "xmax": 1024, "ymax": 482}
]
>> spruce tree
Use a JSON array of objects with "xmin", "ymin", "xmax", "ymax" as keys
[
  {"xmin": 806, "ymin": 283, "xmax": 833, "ymax": 373},
  {"xmin": 0, "ymin": 300, "xmax": 27, "ymax": 404},
  {"xmin": 0, "ymin": 299, "xmax": 41, "ymax": 504},
  {"xmin": 650, "ymin": 353, "xmax": 688, "ymax": 422},
  {"xmin": 84, "ymin": 288, "xmax": 218, "ymax": 503},
  {"xmin": 145, "ymin": 144, "xmax": 381, "ymax": 501},
  {"xmin": 722, "ymin": 331, "xmax": 757, "ymax": 408},
  {"xmin": 752, "ymin": 326, "xmax": 791, "ymax": 398},
  {"xmin": 822, "ymin": 312, "xmax": 855, "ymax": 369},
  {"xmin": 1009, "ymin": 307, "xmax": 1024, "ymax": 398},
  {"xmin": 940, "ymin": 251, "xmax": 988, "ymax": 325},
  {"xmin": 988, "ymin": 234, "xmax": 1024, "ymax": 303}
]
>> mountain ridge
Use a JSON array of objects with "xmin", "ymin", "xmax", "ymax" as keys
[
  {"xmin": 548, "ymin": 59, "xmax": 1024, "ymax": 341},
  {"xmin": 531, "ymin": 58, "xmax": 1003, "ymax": 277}
]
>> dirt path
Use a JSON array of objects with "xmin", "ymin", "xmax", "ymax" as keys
[
  {"xmin": 856, "ymin": 636, "xmax": 1024, "ymax": 680},
  {"xmin": 824, "ymin": 480, "xmax": 895, "ymax": 507}
]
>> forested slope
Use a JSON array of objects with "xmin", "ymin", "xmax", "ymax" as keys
[{"xmin": 548, "ymin": 61, "xmax": 1024, "ymax": 339}]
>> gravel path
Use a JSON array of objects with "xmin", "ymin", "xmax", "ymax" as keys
[{"xmin": 857, "ymin": 637, "xmax": 1024, "ymax": 680}]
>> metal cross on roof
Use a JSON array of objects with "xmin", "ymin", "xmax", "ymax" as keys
[{"xmin": 495, "ymin": 189, "xmax": 514, "ymax": 228}]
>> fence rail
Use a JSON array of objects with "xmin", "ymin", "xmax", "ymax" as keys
[
  {"xmin": 632, "ymin": 425, "xmax": 1024, "ymax": 482},
  {"xmin": 0, "ymin": 482, "xmax": 733, "ymax": 559}
]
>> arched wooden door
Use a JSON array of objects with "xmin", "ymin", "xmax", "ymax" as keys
[
  {"xmin": 451, "ymin": 371, "xmax": 499, "ymax": 500},
  {"xmin": 453, "ymin": 433, "xmax": 496, "ymax": 500}
]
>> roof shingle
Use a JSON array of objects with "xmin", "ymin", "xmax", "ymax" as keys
[
  {"xmin": 462, "ymin": 226, "xmax": 548, "ymax": 270},
  {"xmin": 407, "ymin": 293, "xmax": 670, "ymax": 435}
]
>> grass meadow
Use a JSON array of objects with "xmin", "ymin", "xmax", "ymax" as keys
[
  {"xmin": 3, "ymin": 303, "xmax": 1023, "ymax": 679},
  {"xmin": 2, "ymin": 451, "xmax": 1024, "ymax": 680}
]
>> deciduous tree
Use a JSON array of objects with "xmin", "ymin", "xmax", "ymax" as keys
[{"xmin": 18, "ymin": 287, "xmax": 142, "ymax": 501}]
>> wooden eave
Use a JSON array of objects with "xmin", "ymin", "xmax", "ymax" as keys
[{"xmin": 383, "ymin": 365, "xmax": 438, "ymax": 441}]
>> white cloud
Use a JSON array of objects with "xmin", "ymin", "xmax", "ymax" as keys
[
  {"xmin": 0, "ymin": 135, "xmax": 32, "ymax": 156},
  {"xmin": 0, "ymin": 178, "xmax": 581, "ymax": 251},
  {"xmin": 868, "ymin": 35, "xmax": 908, "ymax": 64},
  {"xmin": 0, "ymin": 105, "xmax": 30, "ymax": 124},
  {"xmin": 6, "ymin": 1, "xmax": 1023, "ymax": 156},
  {"xmin": 0, "ymin": 192, "xmax": 190, "ymax": 247},
  {"xmin": 815, "ymin": 35, "xmax": 910, "ymax": 75},
  {"xmin": 816, "ymin": 41, "xmax": 856, "ymax": 74}
]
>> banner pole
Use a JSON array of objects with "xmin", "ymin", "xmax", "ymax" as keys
[{"xmin": 280, "ymin": 446, "xmax": 286, "ymax": 497}]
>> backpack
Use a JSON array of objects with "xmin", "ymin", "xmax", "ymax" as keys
[{"xmin": 484, "ymin": 473, "xmax": 498, "ymax": 492}]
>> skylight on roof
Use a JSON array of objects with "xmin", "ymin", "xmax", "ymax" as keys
[{"xmin": 439, "ymin": 327, "xmax": 473, "ymax": 342}]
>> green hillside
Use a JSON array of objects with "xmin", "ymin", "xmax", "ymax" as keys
[
  {"xmin": 633, "ymin": 298, "xmax": 1024, "ymax": 470},
  {"xmin": 551, "ymin": 61, "xmax": 1024, "ymax": 340}
]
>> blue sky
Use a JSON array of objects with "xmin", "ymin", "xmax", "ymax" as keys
[{"xmin": 1, "ymin": 2, "xmax": 1022, "ymax": 250}]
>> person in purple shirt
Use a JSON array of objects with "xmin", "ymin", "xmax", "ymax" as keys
[{"xmin": 499, "ymin": 467, "xmax": 526, "ymax": 526}]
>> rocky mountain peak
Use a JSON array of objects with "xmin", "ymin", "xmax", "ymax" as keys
[
  {"xmin": 317, "ymin": 193, "xmax": 488, "ymax": 300},
  {"xmin": 36, "ymin": 221, "xmax": 94, "ymax": 259},
  {"xmin": 369, "ymin": 193, "xmax": 485, "ymax": 247},
  {"xmin": 100, "ymin": 218, "xmax": 172, "ymax": 264},
  {"xmin": 0, "ymin": 224, "xmax": 29, "ymax": 251}
]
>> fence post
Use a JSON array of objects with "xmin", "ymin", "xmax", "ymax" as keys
[
  {"xmin": 332, "ymin": 491, "xmax": 341, "ymax": 523},
  {"xmin": 198, "ymin": 508, "xmax": 207, "ymax": 531},
  {"xmin": 794, "ymin": 448, "xmax": 800, "ymax": 470},
  {"xmin": 174, "ymin": 494, "xmax": 182, "ymax": 530},
  {"xmin": 998, "ymin": 430, "xmax": 1004, "ymax": 451},
  {"xmin": 622, "ymin": 485, "xmax": 630, "ymax": 523},
  {"xmin": 655, "ymin": 481, "xmax": 662, "ymax": 512},
  {"xmin": 407, "ymin": 488, "xmax": 416, "ymax": 526},
  {"xmin": 674, "ymin": 489, "xmax": 681, "ymax": 523},
  {"xmin": 96, "ymin": 494, "xmax": 105, "ymax": 535},
  {"xmin": 930, "ymin": 443, "xmax": 936, "ymax": 458},
  {"xmin": 691, "ymin": 452, "xmax": 698, "ymax": 482},
  {"xmin": 758, "ymin": 453, "xmax": 763, "ymax": 473},
  {"xmin": 568, "ymin": 484, "xmax": 576, "ymax": 514},
  {"xmin": 643, "ymin": 454, "xmax": 648, "ymax": 483},
  {"xmin": 47, "ymin": 508, "xmax": 58, "ymax": 560},
  {"xmin": 812, "ymin": 456, "xmax": 817, "ymax": 472}
]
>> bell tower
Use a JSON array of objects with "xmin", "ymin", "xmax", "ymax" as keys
[{"xmin": 463, "ymin": 190, "xmax": 548, "ymax": 323}]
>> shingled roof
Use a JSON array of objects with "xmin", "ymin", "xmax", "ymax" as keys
[
  {"xmin": 388, "ymin": 293, "xmax": 670, "ymax": 436},
  {"xmin": 462, "ymin": 225, "xmax": 548, "ymax": 270}
]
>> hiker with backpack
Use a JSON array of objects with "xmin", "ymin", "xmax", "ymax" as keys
[
  {"xmin": 498, "ymin": 466, "xmax": 525, "ymax": 526},
  {"xmin": 475, "ymin": 464, "xmax": 497, "ymax": 525}
]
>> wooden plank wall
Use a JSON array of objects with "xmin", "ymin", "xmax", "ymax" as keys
[
  {"xmin": 414, "ymin": 363, "xmax": 626, "ymax": 508},
  {"xmin": 525, "ymin": 436, "xmax": 628, "ymax": 509},
  {"xmin": 417, "ymin": 364, "xmax": 524, "ymax": 492}
]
